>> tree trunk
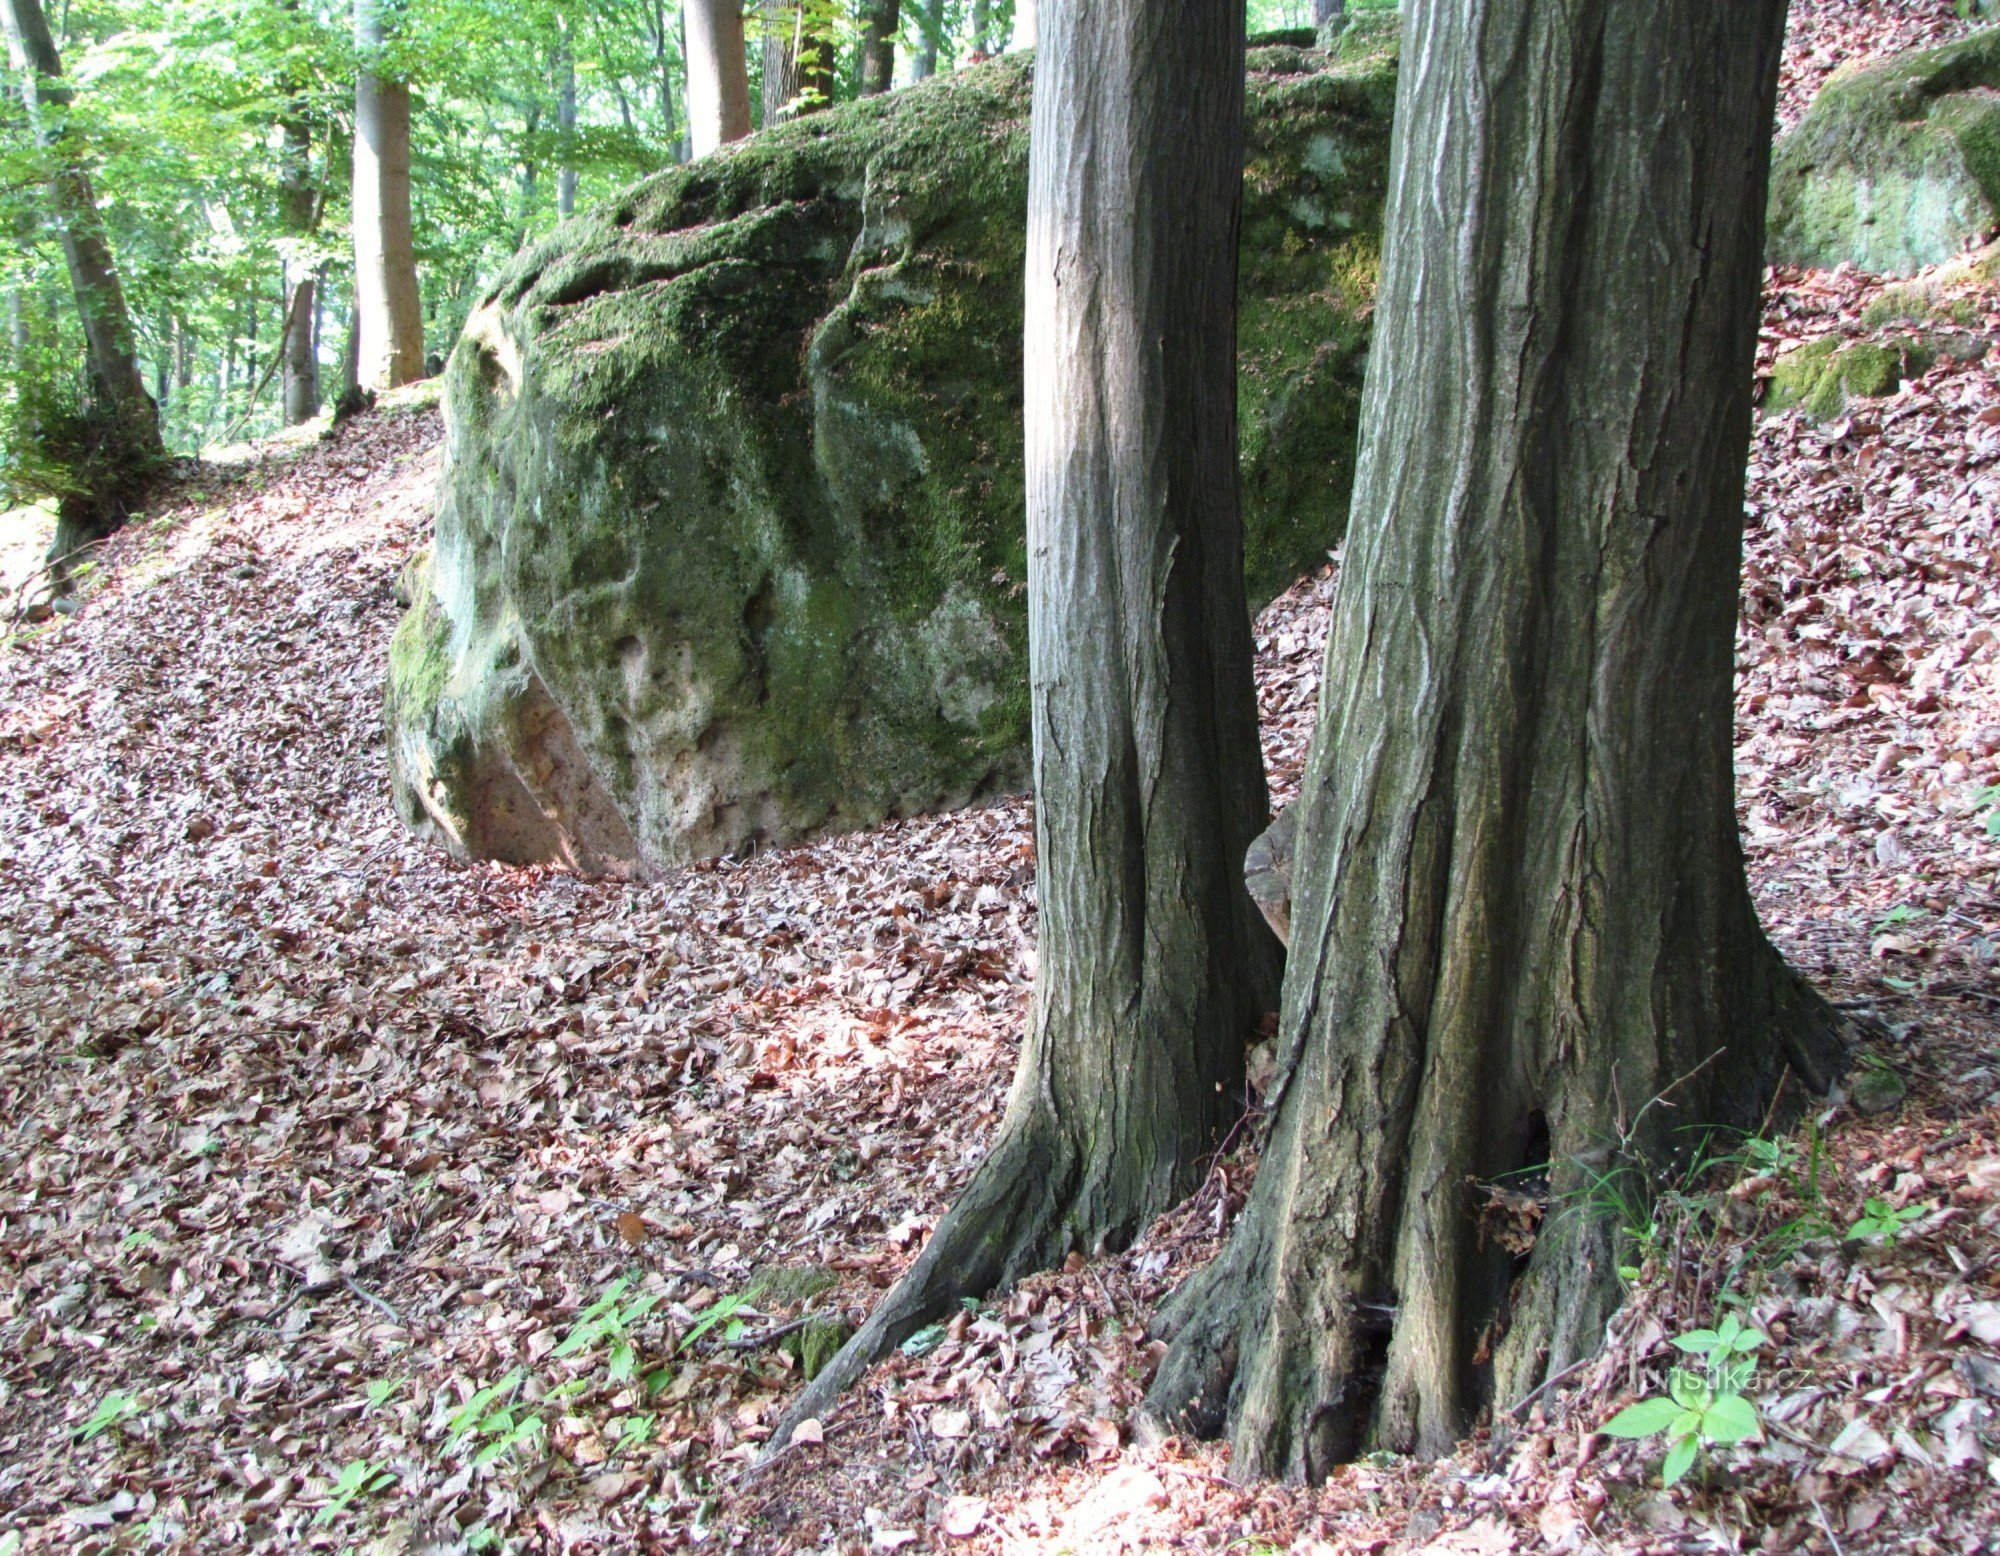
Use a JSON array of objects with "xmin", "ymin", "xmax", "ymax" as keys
[
  {"xmin": 759, "ymin": 0, "xmax": 798, "ymax": 124},
  {"xmin": 1310, "ymin": 0, "xmax": 1343, "ymax": 28},
  {"xmin": 1009, "ymin": 0, "xmax": 1034, "ymax": 52},
  {"xmin": 555, "ymin": 20, "xmax": 578, "ymax": 217},
  {"xmin": 1145, "ymin": 0, "xmax": 1847, "ymax": 1483},
  {"xmin": 1, "ymin": 0, "xmax": 163, "ymax": 524},
  {"xmin": 910, "ymin": 0, "xmax": 939, "ymax": 81},
  {"xmin": 278, "ymin": 106, "xmax": 320, "ymax": 423},
  {"xmin": 352, "ymin": 0, "xmax": 424, "ymax": 390},
  {"xmin": 858, "ymin": 0, "xmax": 899, "ymax": 94},
  {"xmin": 769, "ymin": 0, "xmax": 1277, "ymax": 1452},
  {"xmin": 683, "ymin": 0, "xmax": 751, "ymax": 155},
  {"xmin": 970, "ymin": 0, "xmax": 989, "ymax": 55}
]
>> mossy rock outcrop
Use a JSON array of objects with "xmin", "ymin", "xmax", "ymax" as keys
[
  {"xmin": 390, "ymin": 43, "xmax": 1394, "ymax": 875},
  {"xmin": 1769, "ymin": 29, "xmax": 2000, "ymax": 276}
]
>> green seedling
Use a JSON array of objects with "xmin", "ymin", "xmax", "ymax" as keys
[
  {"xmin": 313, "ymin": 1459, "xmax": 394, "ymax": 1525},
  {"xmin": 444, "ymin": 1369, "xmax": 546, "ymax": 1468},
  {"xmin": 1602, "ymin": 1313, "xmax": 1765, "ymax": 1487},
  {"xmin": 556, "ymin": 1276, "xmax": 664, "ymax": 1382},
  {"xmin": 75, "ymin": 1393, "xmax": 141, "ymax": 1443},
  {"xmin": 677, "ymin": 1292, "xmax": 748, "ymax": 1354},
  {"xmin": 1846, "ymin": 1196, "xmax": 1927, "ymax": 1242}
]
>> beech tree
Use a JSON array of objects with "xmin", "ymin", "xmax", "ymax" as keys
[
  {"xmin": 683, "ymin": 0, "xmax": 751, "ymax": 155},
  {"xmin": 857, "ymin": 0, "xmax": 898, "ymax": 94},
  {"xmin": 1143, "ymin": 0, "xmax": 1846, "ymax": 1479},
  {"xmin": 353, "ymin": 0, "xmax": 423, "ymax": 388},
  {"xmin": 1, "ymin": 0, "xmax": 162, "ymax": 538},
  {"xmin": 772, "ymin": 0, "xmax": 1278, "ymax": 1444}
]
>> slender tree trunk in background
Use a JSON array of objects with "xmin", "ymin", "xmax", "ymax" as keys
[
  {"xmin": 683, "ymin": 0, "xmax": 751, "ymax": 155},
  {"xmin": 910, "ymin": 0, "xmax": 939, "ymax": 80},
  {"xmin": 2, "ymin": 0, "xmax": 163, "ymax": 558},
  {"xmin": 555, "ymin": 19, "xmax": 578, "ymax": 217},
  {"xmin": 278, "ymin": 108, "xmax": 320, "ymax": 424},
  {"xmin": 517, "ymin": 101, "xmax": 542, "ymax": 246},
  {"xmin": 969, "ymin": 0, "xmax": 989, "ymax": 55},
  {"xmin": 646, "ymin": 0, "xmax": 681, "ymax": 150},
  {"xmin": 353, "ymin": 0, "xmax": 424, "ymax": 389},
  {"xmin": 759, "ymin": 0, "xmax": 798, "ymax": 125},
  {"xmin": 858, "ymin": 0, "xmax": 898, "ymax": 93},
  {"xmin": 1145, "ymin": 0, "xmax": 1847, "ymax": 1482},
  {"xmin": 796, "ymin": 7, "xmax": 835, "ymax": 113},
  {"xmin": 770, "ymin": 0, "xmax": 1276, "ymax": 1453},
  {"xmin": 1310, "ymin": 0, "xmax": 1344, "ymax": 28},
  {"xmin": 1009, "ymin": 0, "xmax": 1034, "ymax": 51}
]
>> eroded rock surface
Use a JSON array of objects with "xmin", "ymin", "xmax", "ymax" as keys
[
  {"xmin": 1769, "ymin": 29, "xmax": 2000, "ymax": 277},
  {"xmin": 390, "ymin": 42, "xmax": 1395, "ymax": 874}
]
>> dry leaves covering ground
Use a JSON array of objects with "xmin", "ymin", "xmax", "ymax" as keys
[{"xmin": 4, "ymin": 6, "xmax": 2000, "ymax": 1552}]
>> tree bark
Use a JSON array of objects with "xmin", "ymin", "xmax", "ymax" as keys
[
  {"xmin": 1145, "ymin": 0, "xmax": 1847, "ymax": 1483},
  {"xmin": 910, "ymin": 0, "xmax": 939, "ymax": 81},
  {"xmin": 1310, "ymin": 0, "xmax": 1343, "ymax": 28},
  {"xmin": 353, "ymin": 0, "xmax": 424, "ymax": 390},
  {"xmin": 1, "ymin": 0, "xmax": 162, "ymax": 475},
  {"xmin": 768, "ymin": 0, "xmax": 1277, "ymax": 1453},
  {"xmin": 555, "ymin": 20, "xmax": 578, "ymax": 217},
  {"xmin": 758, "ymin": 0, "xmax": 797, "ymax": 124},
  {"xmin": 683, "ymin": 0, "xmax": 752, "ymax": 155},
  {"xmin": 858, "ymin": 0, "xmax": 898, "ymax": 94},
  {"xmin": 969, "ymin": 0, "xmax": 989, "ymax": 56},
  {"xmin": 1009, "ymin": 0, "xmax": 1034, "ymax": 52},
  {"xmin": 278, "ymin": 105, "xmax": 320, "ymax": 423}
]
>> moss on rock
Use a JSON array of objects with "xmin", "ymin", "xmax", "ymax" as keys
[
  {"xmin": 390, "ymin": 43, "xmax": 1396, "ymax": 874},
  {"xmin": 1769, "ymin": 28, "xmax": 2000, "ymax": 276},
  {"xmin": 1765, "ymin": 335, "xmax": 1939, "ymax": 419}
]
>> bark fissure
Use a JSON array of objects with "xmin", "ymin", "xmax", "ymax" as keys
[{"xmin": 1146, "ymin": 0, "xmax": 1845, "ymax": 1480}]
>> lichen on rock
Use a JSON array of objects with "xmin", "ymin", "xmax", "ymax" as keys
[
  {"xmin": 390, "ymin": 41, "xmax": 1396, "ymax": 875},
  {"xmin": 1769, "ymin": 28, "xmax": 2000, "ymax": 276}
]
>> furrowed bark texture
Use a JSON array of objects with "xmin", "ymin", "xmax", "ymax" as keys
[
  {"xmin": 858, "ymin": 0, "xmax": 899, "ymax": 95},
  {"xmin": 769, "ymin": 0, "xmax": 1279, "ymax": 1450},
  {"xmin": 684, "ymin": 0, "xmax": 753, "ymax": 155},
  {"xmin": 1146, "ymin": 0, "xmax": 1846, "ymax": 1482},
  {"xmin": 353, "ymin": 0, "xmax": 424, "ymax": 389}
]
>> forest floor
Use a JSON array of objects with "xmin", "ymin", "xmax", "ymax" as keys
[{"xmin": 4, "ymin": 6, "xmax": 2000, "ymax": 1554}]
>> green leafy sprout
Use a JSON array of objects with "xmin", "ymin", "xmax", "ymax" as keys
[
  {"xmin": 74, "ymin": 1392, "xmax": 142, "ymax": 1443},
  {"xmin": 313, "ymin": 1459, "xmax": 395, "ymax": 1525},
  {"xmin": 1602, "ymin": 1313, "xmax": 1765, "ymax": 1487},
  {"xmin": 443, "ymin": 1369, "xmax": 546, "ymax": 1469},
  {"xmin": 555, "ymin": 1275, "xmax": 664, "ymax": 1382},
  {"xmin": 1846, "ymin": 1196, "xmax": 1927, "ymax": 1242}
]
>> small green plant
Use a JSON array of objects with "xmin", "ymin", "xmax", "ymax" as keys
[
  {"xmin": 1602, "ymin": 1313, "xmax": 1765, "ymax": 1486},
  {"xmin": 0, "ymin": 1527, "xmax": 22, "ymax": 1556},
  {"xmin": 614, "ymin": 1412, "xmax": 656, "ymax": 1454},
  {"xmin": 1871, "ymin": 902, "xmax": 1928, "ymax": 931},
  {"xmin": 362, "ymin": 1377, "xmax": 403, "ymax": 1412},
  {"xmin": 1974, "ymin": 782, "xmax": 2000, "ymax": 837},
  {"xmin": 677, "ymin": 1292, "xmax": 748, "ymax": 1355},
  {"xmin": 313, "ymin": 1459, "xmax": 395, "ymax": 1525},
  {"xmin": 74, "ymin": 1392, "xmax": 141, "ymax": 1443},
  {"xmin": 1846, "ymin": 1196, "xmax": 1926, "ymax": 1242},
  {"xmin": 443, "ymin": 1370, "xmax": 546, "ymax": 1468},
  {"xmin": 555, "ymin": 1276, "xmax": 663, "ymax": 1382}
]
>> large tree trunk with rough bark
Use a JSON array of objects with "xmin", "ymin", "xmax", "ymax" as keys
[
  {"xmin": 769, "ymin": 0, "xmax": 1278, "ymax": 1450},
  {"xmin": 683, "ymin": 0, "xmax": 751, "ymax": 155},
  {"xmin": 352, "ymin": 0, "xmax": 424, "ymax": 389},
  {"xmin": 858, "ymin": 0, "xmax": 898, "ymax": 94},
  {"xmin": 1310, "ymin": 0, "xmax": 1344, "ymax": 28},
  {"xmin": 1144, "ymin": 0, "xmax": 1848, "ymax": 1483},
  {"xmin": 1, "ymin": 0, "xmax": 162, "ymax": 555}
]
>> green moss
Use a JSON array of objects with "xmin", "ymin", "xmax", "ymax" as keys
[
  {"xmin": 1766, "ymin": 334, "xmax": 1938, "ymax": 419},
  {"xmin": 1770, "ymin": 28, "xmax": 2000, "ymax": 275},
  {"xmin": 747, "ymin": 1263, "xmax": 839, "ymax": 1307},
  {"xmin": 783, "ymin": 1317, "xmax": 854, "ymax": 1381},
  {"xmin": 392, "ymin": 43, "xmax": 1397, "ymax": 871}
]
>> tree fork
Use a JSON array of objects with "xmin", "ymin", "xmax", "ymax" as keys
[
  {"xmin": 767, "ymin": 0, "xmax": 1279, "ymax": 1451},
  {"xmin": 1144, "ymin": 0, "xmax": 1846, "ymax": 1482}
]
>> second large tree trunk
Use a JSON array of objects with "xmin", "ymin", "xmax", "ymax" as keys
[
  {"xmin": 352, "ymin": 0, "xmax": 424, "ymax": 390},
  {"xmin": 1145, "ymin": 0, "xmax": 1847, "ymax": 1482},
  {"xmin": 683, "ymin": 0, "xmax": 752, "ymax": 155},
  {"xmin": 769, "ymin": 0, "xmax": 1278, "ymax": 1449},
  {"xmin": 278, "ymin": 108, "xmax": 320, "ymax": 424}
]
